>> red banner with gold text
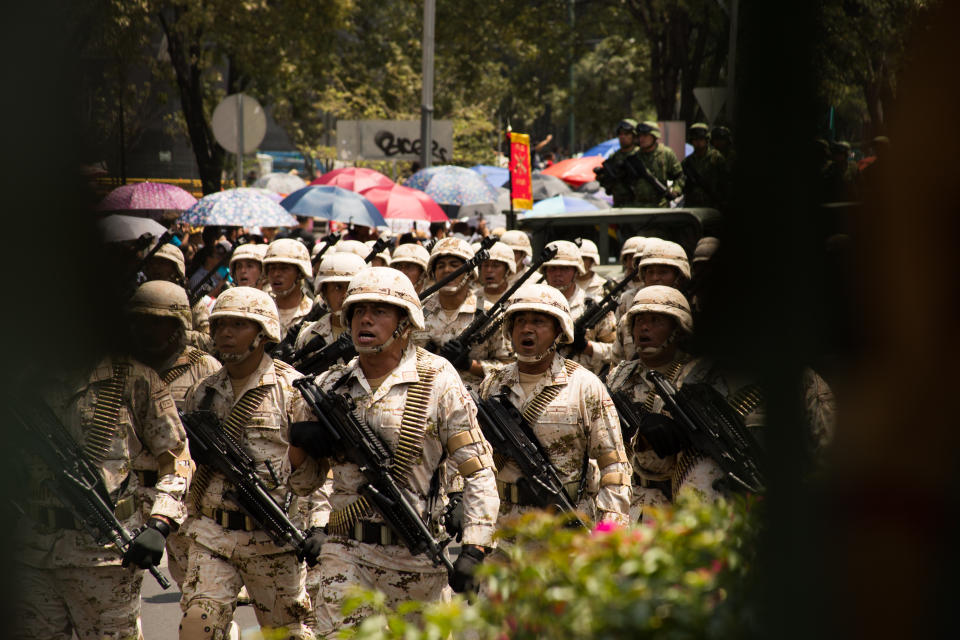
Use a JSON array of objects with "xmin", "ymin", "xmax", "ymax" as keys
[{"xmin": 508, "ymin": 132, "xmax": 532, "ymax": 210}]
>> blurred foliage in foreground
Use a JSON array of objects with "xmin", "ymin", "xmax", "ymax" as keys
[{"xmin": 339, "ymin": 491, "xmax": 761, "ymax": 639}]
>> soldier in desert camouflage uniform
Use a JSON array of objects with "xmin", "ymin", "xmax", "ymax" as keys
[
  {"xmin": 287, "ymin": 267, "xmax": 499, "ymax": 635},
  {"xmin": 613, "ymin": 236, "xmax": 649, "ymax": 319},
  {"xmin": 178, "ymin": 287, "xmax": 315, "ymax": 640},
  {"xmin": 125, "ymin": 281, "xmax": 220, "ymax": 587},
  {"xmin": 228, "ymin": 243, "xmax": 267, "ymax": 289},
  {"xmin": 478, "ymin": 283, "xmax": 631, "ymax": 525},
  {"xmin": 388, "ymin": 243, "xmax": 431, "ymax": 295},
  {"xmin": 15, "ymin": 351, "xmax": 192, "ymax": 639},
  {"xmin": 415, "ymin": 238, "xmax": 511, "ymax": 388},
  {"xmin": 500, "ymin": 230, "xmax": 542, "ymax": 286},
  {"xmin": 294, "ymin": 252, "xmax": 367, "ymax": 354},
  {"xmin": 143, "ymin": 241, "xmax": 213, "ymax": 352},
  {"xmin": 540, "ymin": 240, "xmax": 616, "ymax": 375},
  {"xmin": 575, "ymin": 238, "xmax": 609, "ymax": 300},
  {"xmin": 264, "ymin": 238, "xmax": 315, "ymax": 337}
]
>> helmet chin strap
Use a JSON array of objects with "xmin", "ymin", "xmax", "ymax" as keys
[
  {"xmin": 217, "ymin": 331, "xmax": 265, "ymax": 364},
  {"xmin": 272, "ymin": 280, "xmax": 299, "ymax": 298},
  {"xmin": 638, "ymin": 328, "xmax": 678, "ymax": 358},
  {"xmin": 354, "ymin": 319, "xmax": 410, "ymax": 355},
  {"xmin": 516, "ymin": 340, "xmax": 558, "ymax": 364},
  {"xmin": 441, "ymin": 272, "xmax": 473, "ymax": 295}
]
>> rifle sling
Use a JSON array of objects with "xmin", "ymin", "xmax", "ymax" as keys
[
  {"xmin": 327, "ymin": 347, "xmax": 438, "ymax": 536},
  {"xmin": 190, "ymin": 384, "xmax": 272, "ymax": 511},
  {"xmin": 82, "ymin": 363, "xmax": 130, "ymax": 466}
]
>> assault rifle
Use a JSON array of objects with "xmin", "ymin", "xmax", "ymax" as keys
[
  {"xmin": 11, "ymin": 397, "xmax": 172, "ymax": 588},
  {"xmin": 470, "ymin": 390, "xmax": 585, "ymax": 528},
  {"xmin": 178, "ymin": 410, "xmax": 315, "ymax": 564},
  {"xmin": 310, "ymin": 231, "xmax": 342, "ymax": 266},
  {"xmin": 430, "ymin": 244, "xmax": 558, "ymax": 367},
  {"xmin": 292, "ymin": 377, "xmax": 455, "ymax": 573},
  {"xmin": 624, "ymin": 154, "xmax": 672, "ymax": 199},
  {"xmin": 565, "ymin": 267, "xmax": 638, "ymax": 356},
  {"xmin": 646, "ymin": 371, "xmax": 766, "ymax": 493},
  {"xmin": 418, "ymin": 235, "xmax": 496, "ymax": 301},
  {"xmin": 609, "ymin": 389, "xmax": 645, "ymax": 447}
]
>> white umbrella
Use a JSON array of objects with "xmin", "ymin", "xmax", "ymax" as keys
[{"xmin": 97, "ymin": 214, "xmax": 168, "ymax": 243}]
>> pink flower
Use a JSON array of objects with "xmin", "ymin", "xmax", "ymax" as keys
[{"xmin": 592, "ymin": 520, "xmax": 622, "ymax": 536}]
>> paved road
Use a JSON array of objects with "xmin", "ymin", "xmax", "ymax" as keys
[{"xmin": 140, "ymin": 557, "xmax": 259, "ymax": 639}]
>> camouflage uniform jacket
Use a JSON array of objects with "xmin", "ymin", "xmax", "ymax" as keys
[
  {"xmin": 479, "ymin": 356, "xmax": 632, "ymax": 524},
  {"xmin": 565, "ymin": 284, "xmax": 616, "ymax": 372},
  {"xmin": 681, "ymin": 147, "xmax": 728, "ymax": 208},
  {"xmin": 598, "ymin": 147, "xmax": 641, "ymax": 207},
  {"xmin": 630, "ymin": 144, "xmax": 685, "ymax": 207},
  {"xmin": 182, "ymin": 354, "xmax": 312, "ymax": 551},
  {"xmin": 276, "ymin": 293, "xmax": 315, "ymax": 337},
  {"xmin": 294, "ymin": 311, "xmax": 336, "ymax": 352},
  {"xmin": 290, "ymin": 345, "xmax": 500, "ymax": 554},
  {"xmin": 611, "ymin": 281, "xmax": 645, "ymax": 363},
  {"xmin": 19, "ymin": 355, "xmax": 191, "ymax": 568},
  {"xmin": 192, "ymin": 298, "xmax": 211, "ymax": 334},
  {"xmin": 414, "ymin": 290, "xmax": 512, "ymax": 388},
  {"xmin": 577, "ymin": 272, "xmax": 608, "ymax": 301}
]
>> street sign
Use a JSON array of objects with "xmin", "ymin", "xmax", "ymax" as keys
[
  {"xmin": 337, "ymin": 120, "xmax": 453, "ymax": 163},
  {"xmin": 211, "ymin": 94, "xmax": 267, "ymax": 154},
  {"xmin": 693, "ymin": 87, "xmax": 728, "ymax": 125}
]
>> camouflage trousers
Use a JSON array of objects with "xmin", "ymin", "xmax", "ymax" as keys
[
  {"xmin": 179, "ymin": 526, "xmax": 315, "ymax": 640},
  {"xmin": 14, "ymin": 564, "xmax": 144, "ymax": 640},
  {"xmin": 314, "ymin": 539, "xmax": 449, "ymax": 638}
]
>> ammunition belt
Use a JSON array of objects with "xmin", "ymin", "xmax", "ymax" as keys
[
  {"xmin": 161, "ymin": 349, "xmax": 207, "ymax": 385},
  {"xmin": 671, "ymin": 449, "xmax": 705, "ymax": 497},
  {"xmin": 190, "ymin": 384, "xmax": 272, "ymax": 511},
  {"xmin": 83, "ymin": 363, "xmax": 130, "ymax": 465},
  {"xmin": 200, "ymin": 507, "xmax": 257, "ymax": 532},
  {"xmin": 641, "ymin": 359, "xmax": 686, "ymax": 413},
  {"xmin": 728, "ymin": 383, "xmax": 764, "ymax": 418},
  {"xmin": 496, "ymin": 479, "xmax": 579, "ymax": 506},
  {"xmin": 335, "ymin": 520, "xmax": 404, "ymax": 547},
  {"xmin": 28, "ymin": 495, "xmax": 136, "ymax": 531},
  {"xmin": 327, "ymin": 348, "xmax": 437, "ymax": 536}
]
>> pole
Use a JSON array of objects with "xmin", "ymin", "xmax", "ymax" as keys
[
  {"xmin": 506, "ymin": 128, "xmax": 515, "ymax": 230},
  {"xmin": 568, "ymin": 0, "xmax": 575, "ymax": 155},
  {"xmin": 236, "ymin": 94, "xmax": 245, "ymax": 187},
  {"xmin": 420, "ymin": 0, "xmax": 436, "ymax": 169},
  {"xmin": 726, "ymin": 0, "xmax": 739, "ymax": 122}
]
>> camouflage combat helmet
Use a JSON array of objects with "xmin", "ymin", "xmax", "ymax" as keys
[
  {"xmin": 636, "ymin": 121, "xmax": 661, "ymax": 139},
  {"xmin": 711, "ymin": 125, "xmax": 732, "ymax": 140},
  {"xmin": 341, "ymin": 266, "xmax": 425, "ymax": 331},
  {"xmin": 263, "ymin": 238, "xmax": 313, "ymax": 279},
  {"xmin": 427, "ymin": 237, "xmax": 475, "ymax": 276},
  {"xmin": 616, "ymin": 118, "xmax": 639, "ymax": 135},
  {"xmin": 504, "ymin": 283, "xmax": 575, "ymax": 344},
  {"xmin": 127, "ymin": 280, "xmax": 193, "ymax": 330},
  {"xmin": 500, "ymin": 230, "xmax": 533, "ymax": 258},
  {"xmin": 542, "ymin": 240, "xmax": 586, "ymax": 276},
  {"xmin": 334, "ymin": 239, "xmax": 371, "ymax": 259},
  {"xmin": 229, "ymin": 243, "xmax": 267, "ymax": 267},
  {"xmin": 153, "ymin": 243, "xmax": 187, "ymax": 280},
  {"xmin": 619, "ymin": 235, "xmax": 648, "ymax": 262},
  {"xmin": 485, "ymin": 241, "xmax": 517, "ymax": 274},
  {"xmin": 209, "ymin": 286, "xmax": 282, "ymax": 343},
  {"xmin": 389, "ymin": 243, "xmax": 430, "ymax": 271},
  {"xmin": 623, "ymin": 285, "xmax": 693, "ymax": 334},
  {"xmin": 638, "ymin": 238, "xmax": 691, "ymax": 280},
  {"xmin": 577, "ymin": 239, "xmax": 600, "ymax": 266},
  {"xmin": 688, "ymin": 123, "xmax": 710, "ymax": 140},
  {"xmin": 314, "ymin": 252, "xmax": 367, "ymax": 296},
  {"xmin": 693, "ymin": 237, "xmax": 719, "ymax": 264}
]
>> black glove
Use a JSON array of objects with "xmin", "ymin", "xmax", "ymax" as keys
[
  {"xmin": 441, "ymin": 492, "xmax": 464, "ymax": 541},
  {"xmin": 299, "ymin": 527, "xmax": 326, "ymax": 567},
  {"xmin": 449, "ymin": 544, "xmax": 486, "ymax": 594},
  {"xmin": 569, "ymin": 324, "xmax": 588, "ymax": 355},
  {"xmin": 123, "ymin": 518, "xmax": 169, "ymax": 569},
  {"xmin": 438, "ymin": 339, "xmax": 472, "ymax": 371},
  {"xmin": 636, "ymin": 412, "xmax": 689, "ymax": 457},
  {"xmin": 290, "ymin": 421, "xmax": 341, "ymax": 460}
]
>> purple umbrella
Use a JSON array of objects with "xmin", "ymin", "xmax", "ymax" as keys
[{"xmin": 98, "ymin": 182, "xmax": 198, "ymax": 211}]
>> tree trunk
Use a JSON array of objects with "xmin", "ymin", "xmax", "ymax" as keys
[{"xmin": 157, "ymin": 9, "xmax": 223, "ymax": 194}]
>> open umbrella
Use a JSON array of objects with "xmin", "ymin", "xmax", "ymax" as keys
[
  {"xmin": 582, "ymin": 138, "xmax": 621, "ymax": 159},
  {"xmin": 541, "ymin": 155, "xmax": 605, "ymax": 188},
  {"xmin": 280, "ymin": 185, "xmax": 386, "ymax": 228},
  {"xmin": 180, "ymin": 188, "xmax": 298, "ymax": 227},
  {"xmin": 531, "ymin": 173, "xmax": 573, "ymax": 201},
  {"xmin": 469, "ymin": 165, "xmax": 509, "ymax": 189},
  {"xmin": 313, "ymin": 167, "xmax": 395, "ymax": 192},
  {"xmin": 403, "ymin": 166, "xmax": 446, "ymax": 191},
  {"xmin": 97, "ymin": 214, "xmax": 168, "ymax": 242},
  {"xmin": 360, "ymin": 184, "xmax": 448, "ymax": 223},
  {"xmin": 97, "ymin": 181, "xmax": 198, "ymax": 211},
  {"xmin": 418, "ymin": 166, "xmax": 500, "ymax": 205},
  {"xmin": 252, "ymin": 172, "xmax": 307, "ymax": 195},
  {"xmin": 530, "ymin": 194, "xmax": 603, "ymax": 215}
]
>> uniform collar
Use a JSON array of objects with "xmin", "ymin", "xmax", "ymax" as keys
[
  {"xmin": 424, "ymin": 289, "xmax": 478, "ymax": 316},
  {"xmin": 499, "ymin": 354, "xmax": 570, "ymax": 405},
  {"xmin": 207, "ymin": 352, "xmax": 277, "ymax": 402},
  {"xmin": 339, "ymin": 343, "xmax": 421, "ymax": 405}
]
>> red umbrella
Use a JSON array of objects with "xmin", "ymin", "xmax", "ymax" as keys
[
  {"xmin": 360, "ymin": 184, "xmax": 448, "ymax": 223},
  {"xmin": 311, "ymin": 167, "xmax": 395, "ymax": 192},
  {"xmin": 541, "ymin": 155, "xmax": 605, "ymax": 188}
]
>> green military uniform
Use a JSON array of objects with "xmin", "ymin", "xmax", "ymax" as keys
[
  {"xmin": 601, "ymin": 146, "xmax": 643, "ymax": 207},
  {"xmin": 682, "ymin": 124, "xmax": 729, "ymax": 208},
  {"xmin": 630, "ymin": 143, "xmax": 684, "ymax": 207}
]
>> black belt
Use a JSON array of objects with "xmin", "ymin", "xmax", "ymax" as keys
[
  {"xmin": 200, "ymin": 507, "xmax": 257, "ymax": 531},
  {"xmin": 639, "ymin": 476, "xmax": 673, "ymax": 500},
  {"xmin": 338, "ymin": 521, "xmax": 402, "ymax": 546}
]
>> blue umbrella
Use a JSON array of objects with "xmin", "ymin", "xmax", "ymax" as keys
[
  {"xmin": 531, "ymin": 194, "xmax": 602, "ymax": 215},
  {"xmin": 280, "ymin": 185, "xmax": 386, "ymax": 227},
  {"xmin": 469, "ymin": 165, "xmax": 509, "ymax": 189},
  {"xmin": 180, "ymin": 188, "xmax": 298, "ymax": 227},
  {"xmin": 583, "ymin": 138, "xmax": 620, "ymax": 159}
]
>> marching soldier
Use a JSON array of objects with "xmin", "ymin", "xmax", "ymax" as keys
[
  {"xmin": 229, "ymin": 242, "xmax": 267, "ymax": 289},
  {"xmin": 478, "ymin": 283, "xmax": 631, "ymax": 524},
  {"xmin": 415, "ymin": 237, "xmax": 511, "ymax": 387},
  {"xmin": 594, "ymin": 119, "xmax": 642, "ymax": 207},
  {"xmin": 143, "ymin": 241, "xmax": 213, "ymax": 349},
  {"xmin": 264, "ymin": 238, "xmax": 315, "ymax": 336},
  {"xmin": 477, "ymin": 241, "xmax": 517, "ymax": 306},
  {"xmin": 15, "ymin": 350, "xmax": 192, "ymax": 639},
  {"xmin": 631, "ymin": 121, "xmax": 684, "ymax": 207},
  {"xmin": 126, "ymin": 281, "xmax": 220, "ymax": 586},
  {"xmin": 682, "ymin": 123, "xmax": 729, "ymax": 209},
  {"xmin": 575, "ymin": 238, "xmax": 609, "ymax": 300},
  {"xmin": 541, "ymin": 240, "xmax": 615, "ymax": 374},
  {"xmin": 294, "ymin": 252, "xmax": 367, "ymax": 353},
  {"xmin": 178, "ymin": 287, "xmax": 316, "ymax": 639},
  {"xmin": 500, "ymin": 230, "xmax": 541, "ymax": 286},
  {"xmin": 287, "ymin": 267, "xmax": 499, "ymax": 634},
  {"xmin": 614, "ymin": 235, "xmax": 650, "ymax": 319},
  {"xmin": 388, "ymin": 242, "xmax": 431, "ymax": 294}
]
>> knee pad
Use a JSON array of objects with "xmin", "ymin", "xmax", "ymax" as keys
[{"xmin": 179, "ymin": 602, "xmax": 232, "ymax": 640}]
